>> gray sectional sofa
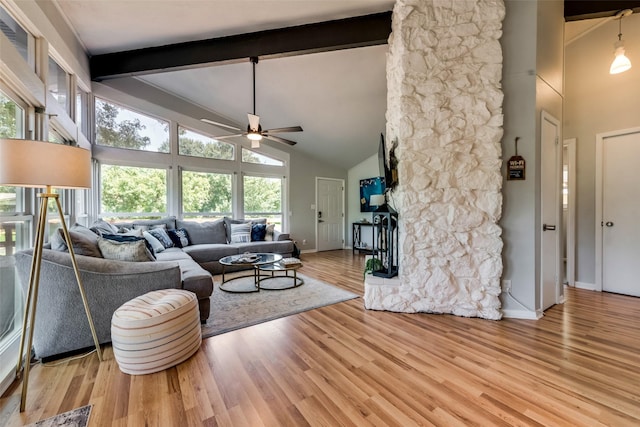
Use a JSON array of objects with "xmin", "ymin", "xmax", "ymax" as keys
[{"xmin": 14, "ymin": 216, "xmax": 293, "ymax": 359}]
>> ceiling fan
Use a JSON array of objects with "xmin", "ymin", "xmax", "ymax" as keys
[{"xmin": 201, "ymin": 56, "xmax": 303, "ymax": 148}]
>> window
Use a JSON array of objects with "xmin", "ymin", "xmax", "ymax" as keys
[
  {"xmin": 95, "ymin": 98, "xmax": 169, "ymax": 153},
  {"xmin": 182, "ymin": 171, "xmax": 232, "ymax": 220},
  {"xmin": 100, "ymin": 164, "xmax": 167, "ymax": 220},
  {"xmin": 243, "ymin": 175, "xmax": 283, "ymax": 229},
  {"xmin": 0, "ymin": 6, "xmax": 33, "ymax": 66},
  {"xmin": 48, "ymin": 57, "xmax": 70, "ymax": 113},
  {"xmin": 76, "ymin": 86, "xmax": 88, "ymax": 136},
  {"xmin": 242, "ymin": 148, "xmax": 283, "ymax": 166},
  {"xmin": 0, "ymin": 87, "xmax": 27, "ymax": 380},
  {"xmin": 178, "ymin": 126, "xmax": 234, "ymax": 160}
]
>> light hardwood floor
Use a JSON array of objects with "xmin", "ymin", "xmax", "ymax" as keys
[{"xmin": 2, "ymin": 250, "xmax": 640, "ymax": 426}]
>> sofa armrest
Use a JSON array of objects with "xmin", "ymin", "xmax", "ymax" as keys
[{"xmin": 274, "ymin": 230, "xmax": 290, "ymax": 241}]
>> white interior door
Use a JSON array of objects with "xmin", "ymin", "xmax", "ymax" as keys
[
  {"xmin": 541, "ymin": 112, "xmax": 561, "ymax": 311},
  {"xmin": 316, "ymin": 178, "xmax": 344, "ymax": 251},
  {"xmin": 600, "ymin": 129, "xmax": 640, "ymax": 296}
]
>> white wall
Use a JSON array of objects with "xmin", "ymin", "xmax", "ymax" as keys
[
  {"xmin": 564, "ymin": 13, "xmax": 640, "ymax": 286},
  {"xmin": 346, "ymin": 153, "xmax": 378, "ymax": 248}
]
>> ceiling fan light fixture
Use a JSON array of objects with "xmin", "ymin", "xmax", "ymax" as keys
[{"xmin": 247, "ymin": 131, "xmax": 262, "ymax": 141}]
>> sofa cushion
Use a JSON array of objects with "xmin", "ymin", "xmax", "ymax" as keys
[
  {"xmin": 181, "ymin": 244, "xmax": 239, "ymax": 264},
  {"xmin": 131, "ymin": 216, "xmax": 176, "ymax": 230},
  {"xmin": 264, "ymin": 224, "xmax": 275, "ymax": 241},
  {"xmin": 90, "ymin": 219, "xmax": 119, "ymax": 236},
  {"xmin": 98, "ymin": 237, "xmax": 155, "ymax": 262},
  {"xmin": 232, "ymin": 240, "xmax": 294, "ymax": 255},
  {"xmin": 176, "ymin": 219, "xmax": 226, "ymax": 245},
  {"xmin": 50, "ymin": 224, "xmax": 103, "ymax": 258}
]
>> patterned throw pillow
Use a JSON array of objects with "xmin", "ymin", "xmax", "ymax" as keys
[
  {"xmin": 229, "ymin": 223, "xmax": 252, "ymax": 243},
  {"xmin": 167, "ymin": 228, "xmax": 190, "ymax": 248},
  {"xmin": 251, "ymin": 223, "xmax": 267, "ymax": 241},
  {"xmin": 143, "ymin": 231, "xmax": 165, "ymax": 253},
  {"xmin": 98, "ymin": 237, "xmax": 155, "ymax": 262},
  {"xmin": 148, "ymin": 227, "xmax": 174, "ymax": 248},
  {"xmin": 102, "ymin": 233, "xmax": 156, "ymax": 259},
  {"xmin": 264, "ymin": 224, "xmax": 276, "ymax": 241}
]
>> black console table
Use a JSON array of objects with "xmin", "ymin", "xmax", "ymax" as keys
[{"xmin": 352, "ymin": 222, "xmax": 373, "ymax": 254}]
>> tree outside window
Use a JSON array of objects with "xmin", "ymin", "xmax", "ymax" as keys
[
  {"xmin": 243, "ymin": 176, "xmax": 282, "ymax": 229},
  {"xmin": 182, "ymin": 171, "xmax": 232, "ymax": 220},
  {"xmin": 100, "ymin": 165, "xmax": 167, "ymax": 220}
]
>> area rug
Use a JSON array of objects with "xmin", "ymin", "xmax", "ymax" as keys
[
  {"xmin": 202, "ymin": 273, "xmax": 358, "ymax": 338},
  {"xmin": 26, "ymin": 405, "xmax": 91, "ymax": 427}
]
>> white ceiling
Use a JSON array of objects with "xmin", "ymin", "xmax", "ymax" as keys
[{"xmin": 54, "ymin": 0, "xmax": 395, "ymax": 169}]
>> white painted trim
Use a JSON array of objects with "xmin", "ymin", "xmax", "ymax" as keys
[
  {"xmin": 502, "ymin": 309, "xmax": 543, "ymax": 320},
  {"xmin": 595, "ymin": 126, "xmax": 640, "ymax": 292},
  {"xmin": 0, "ymin": 330, "xmax": 21, "ymax": 397},
  {"xmin": 575, "ymin": 281, "xmax": 598, "ymax": 291},
  {"xmin": 563, "ymin": 138, "xmax": 576, "ymax": 287},
  {"xmin": 300, "ymin": 248, "xmax": 317, "ymax": 254}
]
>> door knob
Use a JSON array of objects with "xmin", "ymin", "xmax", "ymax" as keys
[
  {"xmin": 543, "ymin": 224, "xmax": 556, "ymax": 231},
  {"xmin": 605, "ymin": 221, "xmax": 614, "ymax": 227}
]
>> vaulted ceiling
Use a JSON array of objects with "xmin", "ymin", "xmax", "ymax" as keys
[{"xmin": 53, "ymin": 0, "xmax": 640, "ymax": 169}]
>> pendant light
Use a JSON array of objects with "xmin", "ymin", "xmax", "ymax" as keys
[{"xmin": 610, "ymin": 9, "xmax": 633, "ymax": 75}]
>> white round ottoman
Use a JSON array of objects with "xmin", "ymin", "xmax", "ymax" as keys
[{"xmin": 111, "ymin": 289, "xmax": 201, "ymax": 375}]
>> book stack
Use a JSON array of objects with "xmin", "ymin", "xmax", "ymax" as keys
[{"xmin": 280, "ymin": 257, "xmax": 302, "ymax": 267}]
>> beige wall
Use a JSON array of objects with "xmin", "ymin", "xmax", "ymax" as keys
[{"xmin": 564, "ymin": 13, "xmax": 640, "ymax": 285}]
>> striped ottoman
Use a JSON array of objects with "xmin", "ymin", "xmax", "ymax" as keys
[{"xmin": 111, "ymin": 289, "xmax": 201, "ymax": 375}]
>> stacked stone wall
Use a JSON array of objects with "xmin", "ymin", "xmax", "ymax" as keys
[{"xmin": 365, "ymin": 0, "xmax": 505, "ymax": 320}]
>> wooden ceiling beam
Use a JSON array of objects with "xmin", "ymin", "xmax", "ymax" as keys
[
  {"xmin": 90, "ymin": 11, "xmax": 392, "ymax": 81},
  {"xmin": 564, "ymin": 1, "xmax": 640, "ymax": 21}
]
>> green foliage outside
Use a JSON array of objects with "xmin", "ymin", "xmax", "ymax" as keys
[
  {"xmin": 244, "ymin": 176, "xmax": 281, "ymax": 214},
  {"xmin": 0, "ymin": 96, "xmax": 18, "ymax": 212},
  {"xmin": 101, "ymin": 165, "xmax": 166, "ymax": 214},
  {"xmin": 95, "ymin": 99, "xmax": 158, "ymax": 151},
  {"xmin": 182, "ymin": 171, "xmax": 232, "ymax": 214}
]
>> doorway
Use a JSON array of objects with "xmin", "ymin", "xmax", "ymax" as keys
[
  {"xmin": 316, "ymin": 177, "xmax": 344, "ymax": 252},
  {"xmin": 595, "ymin": 127, "xmax": 640, "ymax": 297},
  {"xmin": 562, "ymin": 139, "xmax": 576, "ymax": 287},
  {"xmin": 540, "ymin": 111, "xmax": 562, "ymax": 311}
]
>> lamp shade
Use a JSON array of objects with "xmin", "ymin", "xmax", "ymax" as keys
[
  {"xmin": 610, "ymin": 43, "xmax": 632, "ymax": 74},
  {"xmin": 0, "ymin": 139, "xmax": 91, "ymax": 189},
  {"xmin": 370, "ymin": 194, "xmax": 386, "ymax": 207}
]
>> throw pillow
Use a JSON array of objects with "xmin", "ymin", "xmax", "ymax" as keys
[
  {"xmin": 251, "ymin": 223, "xmax": 267, "ymax": 241},
  {"xmin": 97, "ymin": 237, "xmax": 155, "ymax": 262},
  {"xmin": 167, "ymin": 228, "xmax": 190, "ymax": 248},
  {"xmin": 148, "ymin": 227, "xmax": 174, "ymax": 248},
  {"xmin": 133, "ymin": 223, "xmax": 167, "ymax": 232},
  {"xmin": 143, "ymin": 230, "xmax": 165, "ymax": 253},
  {"xmin": 50, "ymin": 224, "xmax": 103, "ymax": 258},
  {"xmin": 229, "ymin": 222, "xmax": 251, "ymax": 243},
  {"xmin": 102, "ymin": 233, "xmax": 156, "ymax": 259},
  {"xmin": 89, "ymin": 219, "xmax": 119, "ymax": 236},
  {"xmin": 264, "ymin": 224, "xmax": 276, "ymax": 241}
]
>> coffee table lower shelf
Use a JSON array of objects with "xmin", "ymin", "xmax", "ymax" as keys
[{"xmin": 258, "ymin": 263, "xmax": 303, "ymax": 290}]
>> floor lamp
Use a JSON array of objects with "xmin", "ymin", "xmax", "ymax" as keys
[{"xmin": 0, "ymin": 138, "xmax": 103, "ymax": 412}]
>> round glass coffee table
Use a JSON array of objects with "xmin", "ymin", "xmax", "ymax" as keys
[
  {"xmin": 258, "ymin": 262, "xmax": 304, "ymax": 290},
  {"xmin": 219, "ymin": 253, "xmax": 282, "ymax": 293}
]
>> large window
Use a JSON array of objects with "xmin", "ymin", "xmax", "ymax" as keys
[
  {"xmin": 179, "ymin": 126, "xmax": 234, "ymax": 160},
  {"xmin": 182, "ymin": 171, "xmax": 232, "ymax": 220},
  {"xmin": 0, "ymin": 6, "xmax": 33, "ymax": 66},
  {"xmin": 0, "ymin": 88, "xmax": 28, "ymax": 380},
  {"xmin": 242, "ymin": 148, "xmax": 283, "ymax": 166},
  {"xmin": 100, "ymin": 164, "xmax": 167, "ymax": 220},
  {"xmin": 243, "ymin": 175, "xmax": 283, "ymax": 229},
  {"xmin": 48, "ymin": 57, "xmax": 70, "ymax": 113},
  {"xmin": 95, "ymin": 98, "xmax": 169, "ymax": 153}
]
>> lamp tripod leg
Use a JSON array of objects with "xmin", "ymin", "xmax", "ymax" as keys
[
  {"xmin": 17, "ymin": 195, "xmax": 49, "ymax": 412},
  {"xmin": 54, "ymin": 197, "xmax": 102, "ymax": 362}
]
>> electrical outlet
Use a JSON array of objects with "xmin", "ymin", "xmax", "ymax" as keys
[
  {"xmin": 302, "ymin": 239, "xmax": 307, "ymax": 245},
  {"xmin": 502, "ymin": 280, "xmax": 512, "ymax": 292}
]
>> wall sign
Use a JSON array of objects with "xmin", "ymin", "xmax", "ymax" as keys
[{"xmin": 507, "ymin": 137, "xmax": 526, "ymax": 180}]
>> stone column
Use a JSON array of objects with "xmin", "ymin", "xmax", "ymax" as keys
[{"xmin": 365, "ymin": 0, "xmax": 505, "ymax": 320}]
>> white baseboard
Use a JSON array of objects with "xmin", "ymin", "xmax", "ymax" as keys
[
  {"xmin": 502, "ymin": 309, "xmax": 543, "ymax": 320},
  {"xmin": 575, "ymin": 281, "xmax": 598, "ymax": 291},
  {"xmin": 300, "ymin": 248, "xmax": 317, "ymax": 254}
]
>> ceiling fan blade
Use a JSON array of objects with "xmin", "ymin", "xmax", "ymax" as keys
[
  {"xmin": 211, "ymin": 133, "xmax": 246, "ymax": 140},
  {"xmin": 263, "ymin": 126, "xmax": 303, "ymax": 134},
  {"xmin": 201, "ymin": 118, "xmax": 242, "ymax": 131},
  {"xmin": 264, "ymin": 134, "xmax": 297, "ymax": 146},
  {"xmin": 247, "ymin": 114, "xmax": 260, "ymax": 131}
]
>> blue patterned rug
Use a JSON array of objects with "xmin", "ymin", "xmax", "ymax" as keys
[
  {"xmin": 202, "ymin": 273, "xmax": 358, "ymax": 337},
  {"xmin": 27, "ymin": 405, "xmax": 91, "ymax": 427}
]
